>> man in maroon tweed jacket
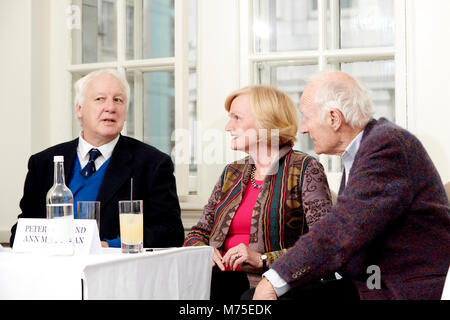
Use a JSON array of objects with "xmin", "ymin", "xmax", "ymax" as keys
[{"xmin": 253, "ymin": 72, "xmax": 450, "ymax": 300}]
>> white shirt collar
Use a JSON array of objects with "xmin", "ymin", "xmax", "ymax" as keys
[
  {"xmin": 77, "ymin": 132, "xmax": 120, "ymax": 169},
  {"xmin": 341, "ymin": 130, "xmax": 364, "ymax": 185}
]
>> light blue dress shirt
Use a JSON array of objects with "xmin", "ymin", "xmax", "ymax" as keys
[{"xmin": 341, "ymin": 130, "xmax": 364, "ymax": 186}]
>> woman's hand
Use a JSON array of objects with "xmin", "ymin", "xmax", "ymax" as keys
[
  {"xmin": 213, "ymin": 247, "xmax": 226, "ymax": 271},
  {"xmin": 222, "ymin": 243, "xmax": 263, "ymax": 271}
]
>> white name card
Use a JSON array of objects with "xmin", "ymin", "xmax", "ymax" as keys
[
  {"xmin": 73, "ymin": 219, "xmax": 101, "ymax": 255},
  {"xmin": 13, "ymin": 218, "xmax": 49, "ymax": 254},
  {"xmin": 13, "ymin": 218, "xmax": 101, "ymax": 255}
]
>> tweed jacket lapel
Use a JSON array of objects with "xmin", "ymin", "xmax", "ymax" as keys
[
  {"xmin": 341, "ymin": 118, "xmax": 377, "ymax": 192},
  {"xmin": 358, "ymin": 118, "xmax": 377, "ymax": 151},
  {"xmin": 51, "ymin": 138, "xmax": 78, "ymax": 183},
  {"xmin": 338, "ymin": 168, "xmax": 346, "ymax": 196},
  {"xmin": 96, "ymin": 135, "xmax": 133, "ymax": 209}
]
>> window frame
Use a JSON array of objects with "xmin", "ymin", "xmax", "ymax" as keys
[
  {"xmin": 67, "ymin": 0, "xmax": 194, "ymax": 197},
  {"xmin": 239, "ymin": 0, "xmax": 407, "ymax": 190}
]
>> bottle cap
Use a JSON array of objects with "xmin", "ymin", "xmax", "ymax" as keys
[{"xmin": 53, "ymin": 156, "xmax": 64, "ymax": 162}]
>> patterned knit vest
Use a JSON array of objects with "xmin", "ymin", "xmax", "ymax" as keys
[{"xmin": 210, "ymin": 149, "xmax": 313, "ymax": 252}]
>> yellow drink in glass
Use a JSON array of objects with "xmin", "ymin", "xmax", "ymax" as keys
[
  {"xmin": 119, "ymin": 200, "xmax": 143, "ymax": 253},
  {"xmin": 120, "ymin": 214, "xmax": 143, "ymax": 244}
]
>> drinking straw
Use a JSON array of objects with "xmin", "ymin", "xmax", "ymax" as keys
[{"xmin": 130, "ymin": 177, "xmax": 133, "ymax": 213}]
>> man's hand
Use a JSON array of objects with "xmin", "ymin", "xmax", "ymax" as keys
[{"xmin": 253, "ymin": 277, "xmax": 278, "ymax": 300}]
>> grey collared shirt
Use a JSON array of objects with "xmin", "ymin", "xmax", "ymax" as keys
[{"xmin": 341, "ymin": 130, "xmax": 364, "ymax": 186}]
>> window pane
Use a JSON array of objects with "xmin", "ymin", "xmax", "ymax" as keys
[
  {"xmin": 72, "ymin": 0, "xmax": 117, "ymax": 64},
  {"xmin": 126, "ymin": 0, "xmax": 174, "ymax": 60},
  {"xmin": 341, "ymin": 60, "xmax": 395, "ymax": 122},
  {"xmin": 255, "ymin": 63, "xmax": 319, "ymax": 157},
  {"xmin": 340, "ymin": 0, "xmax": 395, "ymax": 48},
  {"xmin": 253, "ymin": 0, "xmax": 318, "ymax": 53},
  {"xmin": 143, "ymin": 72, "xmax": 175, "ymax": 155},
  {"xmin": 126, "ymin": 2, "xmax": 134, "ymax": 60},
  {"xmin": 125, "ymin": 73, "xmax": 135, "ymax": 137},
  {"xmin": 189, "ymin": 71, "xmax": 197, "ymax": 176},
  {"xmin": 128, "ymin": 70, "xmax": 196, "ymax": 174},
  {"xmin": 188, "ymin": 0, "xmax": 197, "ymax": 64}
]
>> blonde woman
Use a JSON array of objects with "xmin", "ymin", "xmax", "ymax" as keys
[{"xmin": 184, "ymin": 86, "xmax": 332, "ymax": 299}]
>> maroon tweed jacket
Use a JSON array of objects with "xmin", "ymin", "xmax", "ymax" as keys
[{"xmin": 271, "ymin": 118, "xmax": 450, "ymax": 300}]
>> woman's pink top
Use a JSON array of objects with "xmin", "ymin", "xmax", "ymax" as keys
[{"xmin": 223, "ymin": 178, "xmax": 263, "ymax": 271}]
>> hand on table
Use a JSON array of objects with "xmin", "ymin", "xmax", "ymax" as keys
[{"xmin": 101, "ymin": 241, "xmax": 109, "ymax": 248}]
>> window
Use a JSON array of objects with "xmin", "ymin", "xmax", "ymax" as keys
[
  {"xmin": 69, "ymin": 0, "xmax": 197, "ymax": 196},
  {"xmin": 242, "ymin": 0, "xmax": 405, "ymax": 188},
  {"xmin": 312, "ymin": 0, "xmax": 352, "ymax": 11}
]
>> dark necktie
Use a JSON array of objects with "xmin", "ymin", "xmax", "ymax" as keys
[{"xmin": 80, "ymin": 148, "xmax": 102, "ymax": 178}]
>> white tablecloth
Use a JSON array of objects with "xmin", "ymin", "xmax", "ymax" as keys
[
  {"xmin": 0, "ymin": 246, "xmax": 213, "ymax": 300},
  {"xmin": 442, "ymin": 266, "xmax": 450, "ymax": 300}
]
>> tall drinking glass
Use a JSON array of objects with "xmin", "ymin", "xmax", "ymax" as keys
[
  {"xmin": 77, "ymin": 201, "xmax": 101, "ymax": 231},
  {"xmin": 119, "ymin": 200, "xmax": 143, "ymax": 253}
]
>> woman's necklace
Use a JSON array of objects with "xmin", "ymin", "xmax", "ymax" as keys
[{"xmin": 251, "ymin": 165, "xmax": 262, "ymax": 189}]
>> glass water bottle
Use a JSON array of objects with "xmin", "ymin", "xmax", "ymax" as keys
[{"xmin": 46, "ymin": 156, "xmax": 74, "ymax": 255}]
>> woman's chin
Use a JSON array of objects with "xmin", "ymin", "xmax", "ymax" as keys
[{"xmin": 231, "ymin": 143, "xmax": 245, "ymax": 152}]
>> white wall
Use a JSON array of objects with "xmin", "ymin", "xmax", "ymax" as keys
[
  {"xmin": 0, "ymin": 1, "xmax": 33, "ymax": 243},
  {"xmin": 406, "ymin": 0, "xmax": 450, "ymax": 184},
  {"xmin": 0, "ymin": 0, "xmax": 70, "ymax": 243},
  {"xmin": 0, "ymin": 0, "xmax": 449, "ymax": 243},
  {"xmin": 196, "ymin": 0, "xmax": 241, "ymax": 205}
]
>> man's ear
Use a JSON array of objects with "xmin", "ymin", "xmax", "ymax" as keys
[
  {"xmin": 76, "ymin": 104, "xmax": 82, "ymax": 120},
  {"xmin": 329, "ymin": 108, "xmax": 344, "ymax": 131}
]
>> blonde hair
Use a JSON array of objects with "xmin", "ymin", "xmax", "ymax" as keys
[{"xmin": 225, "ymin": 86, "xmax": 298, "ymax": 147}]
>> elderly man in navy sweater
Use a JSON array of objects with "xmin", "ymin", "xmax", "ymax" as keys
[
  {"xmin": 10, "ymin": 69, "xmax": 184, "ymax": 249},
  {"xmin": 252, "ymin": 71, "xmax": 450, "ymax": 300}
]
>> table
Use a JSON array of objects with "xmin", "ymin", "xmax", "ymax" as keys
[
  {"xmin": 0, "ymin": 246, "xmax": 213, "ymax": 300},
  {"xmin": 442, "ymin": 266, "xmax": 450, "ymax": 300}
]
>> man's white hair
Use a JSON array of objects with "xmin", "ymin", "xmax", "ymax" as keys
[
  {"xmin": 312, "ymin": 72, "xmax": 374, "ymax": 129},
  {"xmin": 74, "ymin": 69, "xmax": 130, "ymax": 108}
]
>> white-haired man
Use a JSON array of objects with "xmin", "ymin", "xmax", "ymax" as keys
[
  {"xmin": 251, "ymin": 71, "xmax": 450, "ymax": 300},
  {"xmin": 10, "ymin": 69, "xmax": 185, "ymax": 248}
]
